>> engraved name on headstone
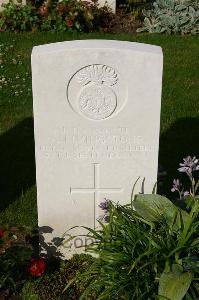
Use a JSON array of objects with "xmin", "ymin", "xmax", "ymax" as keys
[{"xmin": 31, "ymin": 40, "xmax": 163, "ymax": 257}]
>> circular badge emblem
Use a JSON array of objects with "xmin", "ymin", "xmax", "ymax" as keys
[
  {"xmin": 79, "ymin": 84, "xmax": 117, "ymax": 120},
  {"xmin": 67, "ymin": 64, "xmax": 127, "ymax": 121}
]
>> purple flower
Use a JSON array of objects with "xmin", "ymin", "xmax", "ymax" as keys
[
  {"xmin": 99, "ymin": 199, "xmax": 110, "ymax": 212},
  {"xmin": 171, "ymin": 179, "xmax": 181, "ymax": 192},
  {"xmin": 183, "ymin": 191, "xmax": 190, "ymax": 198},
  {"xmin": 178, "ymin": 156, "xmax": 199, "ymax": 173}
]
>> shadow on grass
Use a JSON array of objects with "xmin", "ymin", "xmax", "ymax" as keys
[
  {"xmin": 0, "ymin": 117, "xmax": 36, "ymax": 211},
  {"xmin": 158, "ymin": 117, "xmax": 199, "ymax": 197}
]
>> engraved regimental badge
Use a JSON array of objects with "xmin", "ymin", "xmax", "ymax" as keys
[
  {"xmin": 76, "ymin": 65, "xmax": 118, "ymax": 120},
  {"xmin": 67, "ymin": 64, "xmax": 127, "ymax": 121}
]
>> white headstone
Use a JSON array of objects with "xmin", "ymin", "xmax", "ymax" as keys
[
  {"xmin": 98, "ymin": 0, "xmax": 116, "ymax": 13},
  {"xmin": 0, "ymin": 0, "xmax": 26, "ymax": 11},
  {"xmin": 83, "ymin": 0, "xmax": 116, "ymax": 13},
  {"xmin": 32, "ymin": 40, "xmax": 163, "ymax": 258}
]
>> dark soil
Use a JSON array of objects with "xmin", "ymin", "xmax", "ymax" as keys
[{"xmin": 105, "ymin": 9, "xmax": 141, "ymax": 34}]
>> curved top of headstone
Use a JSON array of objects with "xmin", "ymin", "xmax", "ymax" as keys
[{"xmin": 32, "ymin": 40, "xmax": 162, "ymax": 56}]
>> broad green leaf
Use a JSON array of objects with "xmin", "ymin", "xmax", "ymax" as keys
[
  {"xmin": 158, "ymin": 264, "xmax": 192, "ymax": 300},
  {"xmin": 133, "ymin": 194, "xmax": 189, "ymax": 230},
  {"xmin": 134, "ymin": 194, "xmax": 173, "ymax": 222}
]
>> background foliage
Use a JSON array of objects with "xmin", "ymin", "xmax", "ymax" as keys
[
  {"xmin": 0, "ymin": 0, "xmax": 113, "ymax": 32},
  {"xmin": 137, "ymin": 0, "xmax": 199, "ymax": 34}
]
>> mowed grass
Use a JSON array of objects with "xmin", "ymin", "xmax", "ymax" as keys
[{"xmin": 0, "ymin": 32, "xmax": 199, "ymax": 227}]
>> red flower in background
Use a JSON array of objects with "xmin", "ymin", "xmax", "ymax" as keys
[
  {"xmin": 39, "ymin": 5, "xmax": 48, "ymax": 16},
  {"xmin": 28, "ymin": 257, "xmax": 46, "ymax": 277},
  {"xmin": 0, "ymin": 229, "xmax": 4, "ymax": 238},
  {"xmin": 66, "ymin": 19, "xmax": 73, "ymax": 28}
]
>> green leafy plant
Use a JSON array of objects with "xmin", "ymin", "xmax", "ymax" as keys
[
  {"xmin": 0, "ymin": 226, "xmax": 33, "ymax": 296},
  {"xmin": 0, "ymin": 0, "xmax": 114, "ymax": 32},
  {"xmin": 158, "ymin": 264, "xmax": 192, "ymax": 300},
  {"xmin": 0, "ymin": 0, "xmax": 39, "ymax": 31},
  {"xmin": 68, "ymin": 156, "xmax": 199, "ymax": 299},
  {"xmin": 137, "ymin": 0, "xmax": 199, "ymax": 34}
]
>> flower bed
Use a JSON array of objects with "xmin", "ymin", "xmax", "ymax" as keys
[
  {"xmin": 0, "ymin": 0, "xmax": 114, "ymax": 32},
  {"xmin": 0, "ymin": 156, "xmax": 199, "ymax": 299},
  {"xmin": 0, "ymin": 0, "xmax": 146, "ymax": 34},
  {"xmin": 0, "ymin": 225, "xmax": 93, "ymax": 299},
  {"xmin": 1, "ymin": 0, "xmax": 198, "ymax": 34}
]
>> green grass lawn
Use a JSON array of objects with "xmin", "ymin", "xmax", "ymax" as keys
[{"xmin": 0, "ymin": 32, "xmax": 199, "ymax": 227}]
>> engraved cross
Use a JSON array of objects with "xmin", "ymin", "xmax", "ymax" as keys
[{"xmin": 70, "ymin": 163, "xmax": 123, "ymax": 228}]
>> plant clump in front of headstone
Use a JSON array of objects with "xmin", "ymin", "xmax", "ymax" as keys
[
  {"xmin": 68, "ymin": 156, "xmax": 199, "ymax": 299},
  {"xmin": 137, "ymin": 0, "xmax": 199, "ymax": 34},
  {"xmin": 1, "ymin": 157, "xmax": 199, "ymax": 299}
]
